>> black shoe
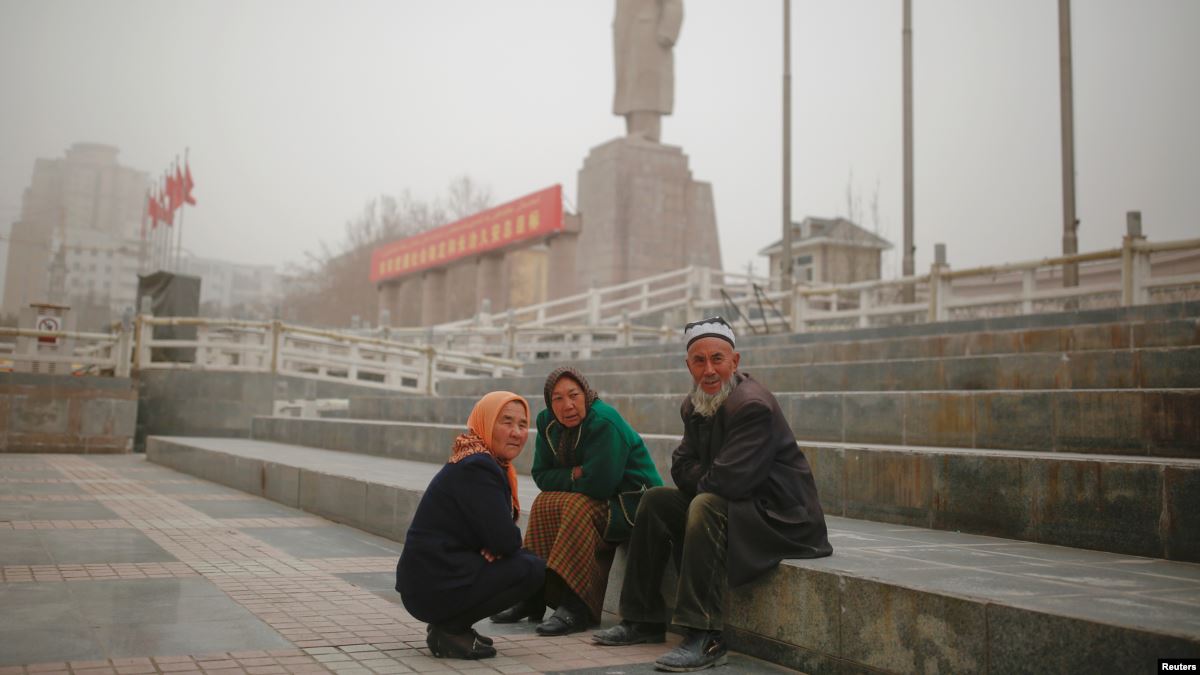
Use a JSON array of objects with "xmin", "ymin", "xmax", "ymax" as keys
[
  {"xmin": 426, "ymin": 625, "xmax": 497, "ymax": 660},
  {"xmin": 653, "ymin": 629, "xmax": 727, "ymax": 672},
  {"xmin": 536, "ymin": 604, "xmax": 589, "ymax": 636},
  {"xmin": 427, "ymin": 625, "xmax": 494, "ymax": 646},
  {"xmin": 592, "ymin": 619, "xmax": 667, "ymax": 646},
  {"xmin": 489, "ymin": 596, "xmax": 545, "ymax": 623}
]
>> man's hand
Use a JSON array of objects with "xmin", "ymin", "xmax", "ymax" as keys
[
  {"xmin": 480, "ymin": 548, "xmax": 498, "ymax": 562},
  {"xmin": 571, "ymin": 466, "xmax": 584, "ymax": 481}
]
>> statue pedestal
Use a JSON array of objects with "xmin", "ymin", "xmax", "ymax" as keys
[{"xmin": 575, "ymin": 136, "xmax": 721, "ymax": 290}]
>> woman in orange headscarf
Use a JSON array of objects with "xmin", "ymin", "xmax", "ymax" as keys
[{"xmin": 396, "ymin": 391, "xmax": 545, "ymax": 661}]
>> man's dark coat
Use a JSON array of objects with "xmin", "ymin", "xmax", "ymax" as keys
[{"xmin": 671, "ymin": 372, "xmax": 833, "ymax": 587}]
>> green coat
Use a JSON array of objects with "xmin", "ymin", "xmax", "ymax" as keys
[{"xmin": 532, "ymin": 399, "xmax": 663, "ymax": 532}]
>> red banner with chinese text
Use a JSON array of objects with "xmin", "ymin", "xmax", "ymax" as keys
[{"xmin": 369, "ymin": 185, "xmax": 564, "ymax": 283}]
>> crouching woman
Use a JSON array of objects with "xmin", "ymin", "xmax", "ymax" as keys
[{"xmin": 396, "ymin": 391, "xmax": 545, "ymax": 660}]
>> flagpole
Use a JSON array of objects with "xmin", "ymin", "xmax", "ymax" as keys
[
  {"xmin": 176, "ymin": 149, "xmax": 187, "ymax": 272},
  {"xmin": 161, "ymin": 171, "xmax": 170, "ymax": 271},
  {"xmin": 140, "ymin": 186, "xmax": 149, "ymax": 275}
]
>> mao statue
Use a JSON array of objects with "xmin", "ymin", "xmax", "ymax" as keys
[{"xmin": 612, "ymin": 0, "xmax": 683, "ymax": 143}]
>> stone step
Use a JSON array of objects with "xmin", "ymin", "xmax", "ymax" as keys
[
  {"xmin": 250, "ymin": 415, "xmax": 1200, "ymax": 562},
  {"xmin": 349, "ymin": 388, "xmax": 1200, "ymax": 458},
  {"xmin": 603, "ymin": 299, "xmax": 1200, "ymax": 358},
  {"xmin": 441, "ymin": 346, "xmax": 1200, "ymax": 397},
  {"xmin": 145, "ymin": 436, "xmax": 1200, "ymax": 674},
  {"xmin": 521, "ymin": 316, "xmax": 1200, "ymax": 377}
]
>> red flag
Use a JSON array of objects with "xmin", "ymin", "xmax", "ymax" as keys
[
  {"xmin": 173, "ymin": 165, "xmax": 185, "ymax": 209},
  {"xmin": 165, "ymin": 172, "xmax": 179, "ymax": 212},
  {"xmin": 156, "ymin": 183, "xmax": 173, "ymax": 226},
  {"xmin": 183, "ymin": 162, "xmax": 196, "ymax": 206},
  {"xmin": 147, "ymin": 193, "xmax": 159, "ymax": 228}
]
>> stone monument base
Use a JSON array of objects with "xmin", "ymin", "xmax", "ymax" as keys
[{"xmin": 575, "ymin": 136, "xmax": 721, "ymax": 291}]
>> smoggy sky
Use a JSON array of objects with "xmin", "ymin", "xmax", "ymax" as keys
[{"xmin": 1, "ymin": 0, "xmax": 1196, "ymax": 287}]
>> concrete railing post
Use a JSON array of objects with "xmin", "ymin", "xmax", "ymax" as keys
[
  {"xmin": 1021, "ymin": 269, "xmax": 1036, "ymax": 315},
  {"xmin": 115, "ymin": 326, "xmax": 132, "ymax": 377},
  {"xmin": 587, "ymin": 288, "xmax": 602, "ymax": 325},
  {"xmin": 270, "ymin": 321, "xmax": 282, "ymax": 374},
  {"xmin": 858, "ymin": 289, "xmax": 871, "ymax": 328},
  {"xmin": 424, "ymin": 346, "xmax": 437, "ymax": 396},
  {"xmin": 697, "ymin": 267, "xmax": 713, "ymax": 305},
  {"xmin": 1122, "ymin": 211, "xmax": 1149, "ymax": 306},
  {"xmin": 504, "ymin": 309, "xmax": 517, "ymax": 360},
  {"xmin": 928, "ymin": 243, "xmax": 951, "ymax": 322},
  {"xmin": 134, "ymin": 313, "xmax": 152, "ymax": 371},
  {"xmin": 619, "ymin": 310, "xmax": 632, "ymax": 347},
  {"xmin": 790, "ymin": 286, "xmax": 806, "ymax": 333}
]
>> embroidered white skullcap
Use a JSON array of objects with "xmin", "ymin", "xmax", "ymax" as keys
[{"xmin": 683, "ymin": 316, "xmax": 736, "ymax": 350}]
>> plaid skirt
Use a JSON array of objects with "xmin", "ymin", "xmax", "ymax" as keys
[{"xmin": 523, "ymin": 491, "xmax": 615, "ymax": 621}]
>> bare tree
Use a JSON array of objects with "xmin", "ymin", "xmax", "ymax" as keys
[{"xmin": 280, "ymin": 176, "xmax": 493, "ymax": 328}]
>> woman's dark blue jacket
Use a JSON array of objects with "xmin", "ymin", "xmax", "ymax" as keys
[{"xmin": 395, "ymin": 453, "xmax": 523, "ymax": 595}]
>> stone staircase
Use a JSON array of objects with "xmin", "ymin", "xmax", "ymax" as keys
[{"xmin": 148, "ymin": 301, "xmax": 1200, "ymax": 673}]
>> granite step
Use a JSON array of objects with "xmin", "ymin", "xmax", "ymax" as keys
[
  {"xmin": 250, "ymin": 415, "xmax": 1200, "ymax": 562},
  {"xmin": 145, "ymin": 436, "xmax": 1200, "ymax": 674},
  {"xmin": 520, "ymin": 316, "xmax": 1200, "ymax": 377},
  {"xmin": 442, "ymin": 346, "xmax": 1200, "ymax": 397},
  {"xmin": 348, "ymin": 388, "xmax": 1200, "ymax": 458}
]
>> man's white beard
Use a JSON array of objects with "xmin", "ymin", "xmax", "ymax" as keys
[{"xmin": 690, "ymin": 377, "xmax": 736, "ymax": 418}]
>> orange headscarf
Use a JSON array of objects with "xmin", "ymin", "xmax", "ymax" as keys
[{"xmin": 449, "ymin": 391, "xmax": 529, "ymax": 520}]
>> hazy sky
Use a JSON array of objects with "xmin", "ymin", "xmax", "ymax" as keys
[{"xmin": 1, "ymin": 0, "xmax": 1197, "ymax": 289}]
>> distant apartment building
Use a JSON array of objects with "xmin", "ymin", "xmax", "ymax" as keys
[
  {"xmin": 2, "ymin": 143, "xmax": 147, "ymax": 328},
  {"xmin": 178, "ymin": 254, "xmax": 281, "ymax": 319}
]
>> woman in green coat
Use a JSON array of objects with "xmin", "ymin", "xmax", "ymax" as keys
[{"xmin": 490, "ymin": 366, "xmax": 662, "ymax": 636}]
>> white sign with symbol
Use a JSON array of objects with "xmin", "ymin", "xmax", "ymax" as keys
[{"xmin": 36, "ymin": 314, "xmax": 61, "ymax": 344}]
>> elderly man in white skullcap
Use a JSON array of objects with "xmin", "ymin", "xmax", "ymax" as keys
[{"xmin": 593, "ymin": 316, "xmax": 833, "ymax": 672}]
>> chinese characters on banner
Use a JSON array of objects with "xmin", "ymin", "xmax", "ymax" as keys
[{"xmin": 369, "ymin": 185, "xmax": 564, "ymax": 283}]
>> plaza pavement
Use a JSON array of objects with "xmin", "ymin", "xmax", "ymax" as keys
[{"xmin": 0, "ymin": 453, "xmax": 797, "ymax": 675}]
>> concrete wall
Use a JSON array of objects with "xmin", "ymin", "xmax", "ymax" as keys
[
  {"xmin": 135, "ymin": 370, "xmax": 413, "ymax": 451},
  {"xmin": 0, "ymin": 373, "xmax": 136, "ymax": 453}
]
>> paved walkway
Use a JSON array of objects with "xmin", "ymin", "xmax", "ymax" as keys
[{"xmin": 0, "ymin": 454, "xmax": 796, "ymax": 675}]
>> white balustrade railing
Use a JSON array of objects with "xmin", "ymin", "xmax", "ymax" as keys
[
  {"xmin": 789, "ymin": 235, "xmax": 1200, "ymax": 332},
  {"xmin": 132, "ymin": 317, "xmax": 521, "ymax": 394},
  {"xmin": 8, "ymin": 228, "xmax": 1195, "ymax": 386},
  {"xmin": 0, "ymin": 326, "xmax": 129, "ymax": 376}
]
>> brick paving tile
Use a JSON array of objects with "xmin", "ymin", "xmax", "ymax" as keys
[
  {"xmin": 114, "ymin": 666, "xmax": 158, "ymax": 675},
  {"xmin": 244, "ymin": 667, "xmax": 287, "ymax": 675},
  {"xmin": 234, "ymin": 660, "xmax": 274, "ymax": 668},
  {"xmin": 0, "ymin": 667, "xmax": 25, "ymax": 675},
  {"xmin": 67, "ymin": 662, "xmax": 111, "ymax": 669},
  {"xmin": 73, "ymin": 668, "xmax": 117, "ymax": 675},
  {"xmin": 282, "ymin": 662, "xmax": 331, "ymax": 672},
  {"xmin": 159, "ymin": 664, "xmax": 200, "ymax": 673},
  {"xmin": 197, "ymin": 668, "xmax": 245, "ymax": 675}
]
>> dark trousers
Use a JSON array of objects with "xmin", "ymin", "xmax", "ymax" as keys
[
  {"xmin": 618, "ymin": 487, "xmax": 728, "ymax": 631},
  {"xmin": 402, "ymin": 550, "xmax": 545, "ymax": 632}
]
